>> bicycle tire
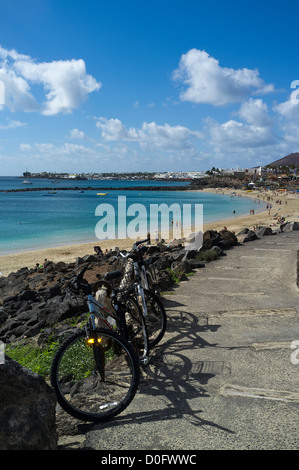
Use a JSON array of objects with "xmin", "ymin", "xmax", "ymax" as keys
[
  {"xmin": 50, "ymin": 328, "xmax": 140, "ymax": 422},
  {"xmin": 144, "ymin": 266, "xmax": 161, "ymax": 296},
  {"xmin": 124, "ymin": 296, "xmax": 149, "ymax": 364},
  {"xmin": 142, "ymin": 289, "xmax": 167, "ymax": 348}
]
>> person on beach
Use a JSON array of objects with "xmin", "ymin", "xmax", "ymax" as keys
[
  {"xmin": 35, "ymin": 262, "xmax": 43, "ymax": 272},
  {"xmin": 43, "ymin": 259, "xmax": 51, "ymax": 270}
]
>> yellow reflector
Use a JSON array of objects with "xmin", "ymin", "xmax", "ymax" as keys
[{"xmin": 87, "ymin": 337, "xmax": 102, "ymax": 345}]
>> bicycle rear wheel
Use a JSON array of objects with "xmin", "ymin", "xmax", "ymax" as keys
[
  {"xmin": 144, "ymin": 265, "xmax": 161, "ymax": 296},
  {"xmin": 50, "ymin": 328, "xmax": 140, "ymax": 422},
  {"xmin": 124, "ymin": 296, "xmax": 149, "ymax": 365},
  {"xmin": 142, "ymin": 289, "xmax": 167, "ymax": 348}
]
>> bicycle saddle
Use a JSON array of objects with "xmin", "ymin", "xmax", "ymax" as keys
[{"xmin": 103, "ymin": 270, "xmax": 123, "ymax": 281}]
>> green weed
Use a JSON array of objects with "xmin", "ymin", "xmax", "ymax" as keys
[{"xmin": 5, "ymin": 341, "xmax": 59, "ymax": 378}]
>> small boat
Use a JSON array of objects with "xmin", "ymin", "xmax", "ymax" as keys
[
  {"xmin": 42, "ymin": 191, "xmax": 56, "ymax": 196},
  {"xmin": 22, "ymin": 180, "xmax": 32, "ymax": 184},
  {"xmin": 97, "ymin": 193, "xmax": 107, "ymax": 196},
  {"xmin": 79, "ymin": 190, "xmax": 85, "ymax": 193}
]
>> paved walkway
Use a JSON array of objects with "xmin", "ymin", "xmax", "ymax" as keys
[{"xmin": 60, "ymin": 230, "xmax": 299, "ymax": 450}]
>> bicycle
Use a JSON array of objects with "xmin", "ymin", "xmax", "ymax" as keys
[
  {"xmin": 50, "ymin": 265, "xmax": 143, "ymax": 423},
  {"xmin": 92, "ymin": 270, "xmax": 150, "ymax": 365},
  {"xmin": 115, "ymin": 238, "xmax": 167, "ymax": 348}
]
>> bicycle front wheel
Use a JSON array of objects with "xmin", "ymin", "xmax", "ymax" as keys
[{"xmin": 50, "ymin": 329, "xmax": 140, "ymax": 422}]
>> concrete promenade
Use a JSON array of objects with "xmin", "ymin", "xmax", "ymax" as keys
[{"xmin": 61, "ymin": 230, "xmax": 299, "ymax": 450}]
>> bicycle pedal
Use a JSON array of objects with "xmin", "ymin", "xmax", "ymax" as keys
[{"xmin": 140, "ymin": 356, "xmax": 149, "ymax": 366}]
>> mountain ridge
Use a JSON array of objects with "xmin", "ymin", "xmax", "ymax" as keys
[{"xmin": 267, "ymin": 152, "xmax": 299, "ymax": 167}]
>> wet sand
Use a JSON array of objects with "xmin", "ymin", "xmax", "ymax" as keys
[{"xmin": 1, "ymin": 187, "xmax": 298, "ymax": 277}]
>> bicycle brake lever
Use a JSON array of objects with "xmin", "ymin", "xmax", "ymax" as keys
[{"xmin": 77, "ymin": 263, "xmax": 90, "ymax": 280}]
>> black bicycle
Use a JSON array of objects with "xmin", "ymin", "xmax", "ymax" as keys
[
  {"xmin": 50, "ymin": 265, "xmax": 141, "ymax": 423},
  {"xmin": 93, "ymin": 269, "xmax": 150, "ymax": 364},
  {"xmin": 116, "ymin": 239, "xmax": 167, "ymax": 348}
]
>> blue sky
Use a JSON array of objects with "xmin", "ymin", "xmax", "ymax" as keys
[{"xmin": 0, "ymin": 0, "xmax": 299, "ymax": 176}]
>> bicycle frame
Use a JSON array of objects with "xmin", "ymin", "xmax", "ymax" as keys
[
  {"xmin": 66, "ymin": 263, "xmax": 149, "ymax": 366},
  {"xmin": 118, "ymin": 252, "xmax": 149, "ymax": 319},
  {"xmin": 86, "ymin": 293, "xmax": 117, "ymax": 331},
  {"xmin": 132, "ymin": 262, "xmax": 148, "ymax": 317},
  {"xmin": 69, "ymin": 266, "xmax": 119, "ymax": 336},
  {"xmin": 88, "ymin": 278, "xmax": 149, "ymax": 361},
  {"xmin": 115, "ymin": 241, "xmax": 166, "ymax": 349},
  {"xmin": 125, "ymin": 239, "xmax": 160, "ymax": 295}
]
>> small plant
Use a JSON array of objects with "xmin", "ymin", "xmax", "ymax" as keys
[
  {"xmin": 195, "ymin": 249, "xmax": 219, "ymax": 262},
  {"xmin": 5, "ymin": 341, "xmax": 59, "ymax": 378},
  {"xmin": 165, "ymin": 268, "xmax": 181, "ymax": 284},
  {"xmin": 65, "ymin": 313, "xmax": 89, "ymax": 328}
]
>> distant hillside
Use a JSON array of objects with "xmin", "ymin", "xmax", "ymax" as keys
[{"xmin": 267, "ymin": 153, "xmax": 299, "ymax": 167}]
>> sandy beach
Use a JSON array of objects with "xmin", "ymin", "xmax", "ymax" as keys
[{"xmin": 1, "ymin": 187, "xmax": 298, "ymax": 277}]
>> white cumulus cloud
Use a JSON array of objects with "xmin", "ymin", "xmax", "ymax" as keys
[
  {"xmin": 274, "ymin": 92, "xmax": 299, "ymax": 122},
  {"xmin": 96, "ymin": 117, "xmax": 203, "ymax": 150},
  {"xmin": 238, "ymin": 98, "xmax": 273, "ymax": 127},
  {"xmin": 69, "ymin": 128, "xmax": 87, "ymax": 139},
  {"xmin": 208, "ymin": 119, "xmax": 274, "ymax": 149},
  {"xmin": 206, "ymin": 98, "xmax": 276, "ymax": 151},
  {"xmin": 273, "ymin": 87, "xmax": 299, "ymax": 146},
  {"xmin": 173, "ymin": 49, "xmax": 274, "ymax": 106},
  {"xmin": 0, "ymin": 119, "xmax": 26, "ymax": 129},
  {"xmin": 0, "ymin": 45, "xmax": 101, "ymax": 115}
]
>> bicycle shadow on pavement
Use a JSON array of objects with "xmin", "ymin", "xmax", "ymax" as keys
[
  {"xmin": 88, "ymin": 308, "xmax": 234, "ymax": 436},
  {"xmin": 56, "ymin": 308, "xmax": 235, "ymax": 450}
]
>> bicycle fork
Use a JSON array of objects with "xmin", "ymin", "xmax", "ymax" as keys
[
  {"xmin": 85, "ymin": 296, "xmax": 107, "ymax": 381},
  {"xmin": 135, "ymin": 284, "xmax": 148, "ymax": 318}
]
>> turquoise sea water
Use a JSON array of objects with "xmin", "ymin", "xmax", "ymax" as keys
[{"xmin": 0, "ymin": 177, "xmax": 266, "ymax": 254}]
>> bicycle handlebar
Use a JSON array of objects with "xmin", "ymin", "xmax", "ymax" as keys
[
  {"xmin": 134, "ymin": 238, "xmax": 149, "ymax": 247},
  {"xmin": 117, "ymin": 238, "xmax": 149, "ymax": 260},
  {"xmin": 66, "ymin": 263, "xmax": 91, "ymax": 292},
  {"xmin": 76, "ymin": 264, "xmax": 89, "ymax": 280}
]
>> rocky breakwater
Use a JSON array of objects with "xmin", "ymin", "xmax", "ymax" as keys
[
  {"xmin": 1, "ymin": 223, "xmax": 292, "ymax": 449},
  {"xmin": 0, "ymin": 230, "xmax": 240, "ymax": 345},
  {"xmin": 0, "ymin": 185, "xmax": 189, "ymax": 193},
  {"xmin": 0, "ymin": 240, "xmax": 206, "ymax": 345}
]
